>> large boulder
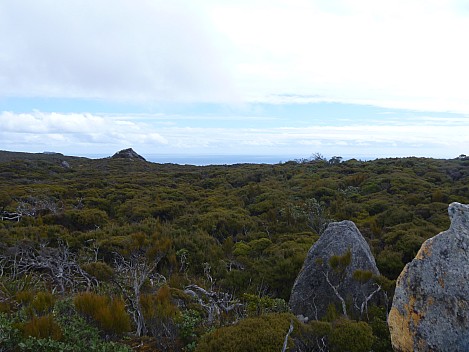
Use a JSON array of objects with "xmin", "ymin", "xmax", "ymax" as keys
[
  {"xmin": 389, "ymin": 202, "xmax": 469, "ymax": 351},
  {"xmin": 289, "ymin": 220, "xmax": 380, "ymax": 320}
]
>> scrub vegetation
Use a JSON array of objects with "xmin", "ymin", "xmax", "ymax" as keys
[{"xmin": 0, "ymin": 150, "xmax": 468, "ymax": 351}]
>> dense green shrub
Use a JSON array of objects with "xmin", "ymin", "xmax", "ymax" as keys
[
  {"xmin": 81, "ymin": 261, "xmax": 114, "ymax": 282},
  {"xmin": 329, "ymin": 318, "xmax": 374, "ymax": 352},
  {"xmin": 376, "ymin": 249, "xmax": 404, "ymax": 279},
  {"xmin": 196, "ymin": 313, "xmax": 295, "ymax": 352}
]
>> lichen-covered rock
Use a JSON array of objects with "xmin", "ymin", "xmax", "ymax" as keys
[
  {"xmin": 289, "ymin": 220, "xmax": 380, "ymax": 320},
  {"xmin": 389, "ymin": 202, "xmax": 469, "ymax": 352}
]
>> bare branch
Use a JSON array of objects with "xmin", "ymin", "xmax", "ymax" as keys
[
  {"xmin": 113, "ymin": 249, "xmax": 165, "ymax": 336},
  {"xmin": 359, "ymin": 283, "xmax": 381, "ymax": 319},
  {"xmin": 281, "ymin": 320, "xmax": 294, "ymax": 352},
  {"xmin": 0, "ymin": 211, "xmax": 21, "ymax": 222},
  {"xmin": 0, "ymin": 242, "xmax": 96, "ymax": 293},
  {"xmin": 184, "ymin": 284, "xmax": 243, "ymax": 324},
  {"xmin": 323, "ymin": 271, "xmax": 347, "ymax": 317}
]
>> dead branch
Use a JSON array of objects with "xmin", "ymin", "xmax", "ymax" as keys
[
  {"xmin": 323, "ymin": 271, "xmax": 347, "ymax": 317},
  {"xmin": 0, "ymin": 211, "xmax": 21, "ymax": 222},
  {"xmin": 113, "ymin": 250, "xmax": 165, "ymax": 337},
  {"xmin": 184, "ymin": 284, "xmax": 243, "ymax": 324},
  {"xmin": 281, "ymin": 320, "xmax": 294, "ymax": 352},
  {"xmin": 0, "ymin": 242, "xmax": 96, "ymax": 293}
]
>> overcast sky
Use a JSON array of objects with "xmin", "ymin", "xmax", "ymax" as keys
[{"xmin": 1, "ymin": 0, "xmax": 468, "ymax": 161}]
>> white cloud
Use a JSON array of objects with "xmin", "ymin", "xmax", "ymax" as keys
[
  {"xmin": 1, "ymin": 0, "xmax": 469, "ymax": 114},
  {"xmin": 0, "ymin": 0, "xmax": 236, "ymax": 103},
  {"xmin": 209, "ymin": 0, "xmax": 469, "ymax": 112},
  {"xmin": 0, "ymin": 111, "xmax": 167, "ymax": 154},
  {"xmin": 1, "ymin": 110, "xmax": 468, "ymax": 159}
]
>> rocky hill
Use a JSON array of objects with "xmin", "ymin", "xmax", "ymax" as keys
[{"xmin": 111, "ymin": 148, "xmax": 146, "ymax": 161}]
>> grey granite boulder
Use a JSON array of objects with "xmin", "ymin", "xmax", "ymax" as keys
[
  {"xmin": 289, "ymin": 220, "xmax": 380, "ymax": 320},
  {"xmin": 389, "ymin": 202, "xmax": 469, "ymax": 352}
]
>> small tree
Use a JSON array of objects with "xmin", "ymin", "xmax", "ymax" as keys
[
  {"xmin": 113, "ymin": 232, "xmax": 170, "ymax": 336},
  {"xmin": 328, "ymin": 156, "xmax": 343, "ymax": 165},
  {"xmin": 305, "ymin": 198, "xmax": 333, "ymax": 235}
]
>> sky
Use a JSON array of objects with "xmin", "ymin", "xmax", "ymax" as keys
[{"xmin": 1, "ymin": 0, "xmax": 469, "ymax": 162}]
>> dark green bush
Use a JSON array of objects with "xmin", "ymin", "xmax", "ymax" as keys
[
  {"xmin": 196, "ymin": 313, "xmax": 294, "ymax": 352},
  {"xmin": 329, "ymin": 318, "xmax": 374, "ymax": 352}
]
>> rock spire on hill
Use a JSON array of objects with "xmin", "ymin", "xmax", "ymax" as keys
[
  {"xmin": 111, "ymin": 148, "xmax": 146, "ymax": 161},
  {"xmin": 289, "ymin": 220, "xmax": 381, "ymax": 321},
  {"xmin": 389, "ymin": 202, "xmax": 469, "ymax": 352}
]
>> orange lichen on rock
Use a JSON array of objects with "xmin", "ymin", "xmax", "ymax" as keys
[
  {"xmin": 415, "ymin": 239, "xmax": 433, "ymax": 260},
  {"xmin": 389, "ymin": 274, "xmax": 430, "ymax": 352},
  {"xmin": 389, "ymin": 203, "xmax": 469, "ymax": 352},
  {"xmin": 388, "ymin": 305, "xmax": 414, "ymax": 352}
]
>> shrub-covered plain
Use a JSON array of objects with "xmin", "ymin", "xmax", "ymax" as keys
[{"xmin": 1, "ymin": 151, "xmax": 468, "ymax": 350}]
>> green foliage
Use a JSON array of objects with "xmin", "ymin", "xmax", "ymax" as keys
[
  {"xmin": 196, "ymin": 313, "xmax": 295, "ymax": 352},
  {"xmin": 0, "ymin": 312, "xmax": 22, "ymax": 350},
  {"xmin": 329, "ymin": 318, "xmax": 374, "ymax": 352},
  {"xmin": 294, "ymin": 320, "xmax": 333, "ymax": 351},
  {"xmin": 1, "ymin": 152, "xmax": 468, "ymax": 349},
  {"xmin": 243, "ymin": 294, "xmax": 288, "ymax": 316},
  {"xmin": 233, "ymin": 242, "xmax": 251, "ymax": 257},
  {"xmin": 82, "ymin": 261, "xmax": 115, "ymax": 282},
  {"xmin": 62, "ymin": 209, "xmax": 109, "ymax": 231},
  {"xmin": 376, "ymin": 249, "xmax": 404, "ymax": 279},
  {"xmin": 178, "ymin": 309, "xmax": 202, "ymax": 350},
  {"xmin": 368, "ymin": 306, "xmax": 393, "ymax": 352},
  {"xmin": 366, "ymin": 200, "xmax": 388, "ymax": 215},
  {"xmin": 0, "ymin": 190, "xmax": 12, "ymax": 210},
  {"xmin": 18, "ymin": 337, "xmax": 73, "ymax": 352},
  {"xmin": 324, "ymin": 303, "xmax": 339, "ymax": 322},
  {"xmin": 352, "ymin": 269, "xmax": 373, "ymax": 283},
  {"xmin": 247, "ymin": 237, "xmax": 272, "ymax": 254},
  {"xmin": 329, "ymin": 249, "xmax": 352, "ymax": 273}
]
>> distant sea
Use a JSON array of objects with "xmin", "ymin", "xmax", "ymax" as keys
[
  {"xmin": 83, "ymin": 153, "xmax": 381, "ymax": 166},
  {"xmin": 146, "ymin": 155, "xmax": 302, "ymax": 166},
  {"xmin": 84, "ymin": 154, "xmax": 304, "ymax": 166}
]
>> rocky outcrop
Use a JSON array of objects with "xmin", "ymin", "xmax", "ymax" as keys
[
  {"xmin": 289, "ymin": 220, "xmax": 380, "ymax": 320},
  {"xmin": 389, "ymin": 202, "xmax": 469, "ymax": 352},
  {"xmin": 112, "ymin": 148, "xmax": 146, "ymax": 161}
]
